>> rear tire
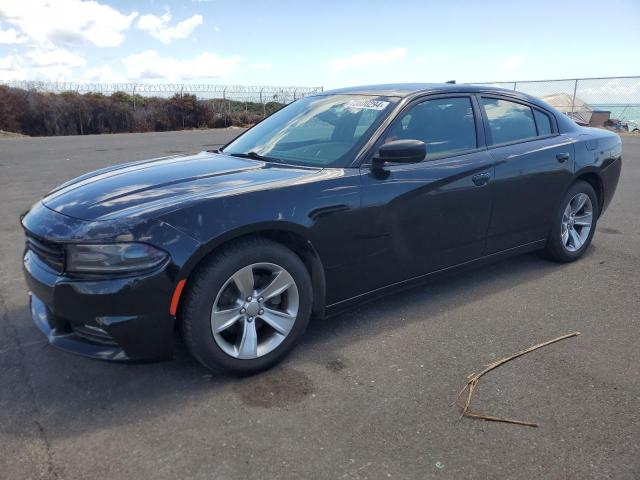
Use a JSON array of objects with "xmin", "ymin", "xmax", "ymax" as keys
[
  {"xmin": 181, "ymin": 237, "xmax": 312, "ymax": 375},
  {"xmin": 543, "ymin": 180, "xmax": 599, "ymax": 262}
]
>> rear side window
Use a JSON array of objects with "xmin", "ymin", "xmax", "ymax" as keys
[
  {"xmin": 533, "ymin": 109, "xmax": 552, "ymax": 136},
  {"xmin": 386, "ymin": 97, "xmax": 477, "ymax": 160},
  {"xmin": 482, "ymin": 98, "xmax": 537, "ymax": 144}
]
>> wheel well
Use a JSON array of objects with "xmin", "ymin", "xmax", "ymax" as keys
[
  {"xmin": 185, "ymin": 230, "xmax": 327, "ymax": 319},
  {"xmin": 575, "ymin": 172, "xmax": 604, "ymax": 216}
]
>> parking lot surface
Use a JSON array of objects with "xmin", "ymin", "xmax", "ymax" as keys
[{"xmin": 1, "ymin": 130, "xmax": 638, "ymax": 479}]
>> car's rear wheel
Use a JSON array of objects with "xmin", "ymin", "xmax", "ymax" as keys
[
  {"xmin": 181, "ymin": 237, "xmax": 312, "ymax": 375},
  {"xmin": 544, "ymin": 180, "xmax": 599, "ymax": 262}
]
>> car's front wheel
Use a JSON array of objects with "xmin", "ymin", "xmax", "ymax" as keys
[
  {"xmin": 544, "ymin": 180, "xmax": 599, "ymax": 262},
  {"xmin": 181, "ymin": 237, "xmax": 312, "ymax": 374}
]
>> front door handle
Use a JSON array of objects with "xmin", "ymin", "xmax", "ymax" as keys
[
  {"xmin": 472, "ymin": 172, "xmax": 491, "ymax": 186},
  {"xmin": 556, "ymin": 153, "xmax": 570, "ymax": 163}
]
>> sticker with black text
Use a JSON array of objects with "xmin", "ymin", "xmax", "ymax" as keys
[{"xmin": 344, "ymin": 99, "xmax": 390, "ymax": 110}]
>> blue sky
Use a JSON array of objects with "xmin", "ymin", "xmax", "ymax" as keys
[{"xmin": 1, "ymin": 0, "xmax": 638, "ymax": 89}]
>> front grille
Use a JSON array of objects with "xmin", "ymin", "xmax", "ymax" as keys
[{"xmin": 25, "ymin": 233, "xmax": 65, "ymax": 273}]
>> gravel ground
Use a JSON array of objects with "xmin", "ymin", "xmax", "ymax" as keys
[{"xmin": 0, "ymin": 129, "xmax": 638, "ymax": 479}]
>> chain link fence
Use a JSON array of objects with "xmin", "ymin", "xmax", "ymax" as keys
[
  {"xmin": 474, "ymin": 76, "xmax": 640, "ymax": 132},
  {"xmin": 0, "ymin": 80, "xmax": 323, "ymax": 117},
  {"xmin": 0, "ymin": 80, "xmax": 324, "ymax": 135},
  {"xmin": 3, "ymin": 77, "xmax": 639, "ymax": 134}
]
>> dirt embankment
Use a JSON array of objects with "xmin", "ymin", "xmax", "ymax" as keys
[{"xmin": 0, "ymin": 130, "xmax": 27, "ymax": 138}]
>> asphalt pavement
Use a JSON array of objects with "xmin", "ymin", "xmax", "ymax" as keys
[{"xmin": 1, "ymin": 129, "xmax": 638, "ymax": 479}]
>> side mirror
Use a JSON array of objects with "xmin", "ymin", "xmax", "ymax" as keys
[{"xmin": 372, "ymin": 139, "xmax": 426, "ymax": 173}]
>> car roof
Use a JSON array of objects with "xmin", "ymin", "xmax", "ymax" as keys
[
  {"xmin": 317, "ymin": 83, "xmax": 562, "ymax": 115},
  {"xmin": 319, "ymin": 83, "xmax": 502, "ymax": 97},
  {"xmin": 317, "ymin": 83, "xmax": 582, "ymax": 135}
]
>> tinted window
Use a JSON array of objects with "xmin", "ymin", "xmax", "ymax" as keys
[
  {"xmin": 482, "ymin": 98, "xmax": 537, "ymax": 144},
  {"xmin": 280, "ymin": 116, "xmax": 334, "ymax": 142},
  {"xmin": 533, "ymin": 109, "xmax": 552, "ymax": 136},
  {"xmin": 223, "ymin": 95, "xmax": 397, "ymax": 167},
  {"xmin": 354, "ymin": 107, "xmax": 380, "ymax": 137},
  {"xmin": 386, "ymin": 97, "xmax": 477, "ymax": 160}
]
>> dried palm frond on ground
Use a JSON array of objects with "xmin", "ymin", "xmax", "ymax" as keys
[{"xmin": 455, "ymin": 332, "xmax": 581, "ymax": 428}]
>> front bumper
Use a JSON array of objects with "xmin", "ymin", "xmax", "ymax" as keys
[{"xmin": 24, "ymin": 250, "xmax": 176, "ymax": 361}]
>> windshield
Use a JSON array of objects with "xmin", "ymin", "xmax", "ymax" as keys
[{"xmin": 222, "ymin": 94, "xmax": 398, "ymax": 168}]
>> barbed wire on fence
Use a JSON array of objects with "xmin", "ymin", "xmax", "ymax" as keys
[
  {"xmin": 2, "ymin": 76, "xmax": 639, "ymax": 130},
  {"xmin": 0, "ymin": 80, "xmax": 323, "ymax": 104}
]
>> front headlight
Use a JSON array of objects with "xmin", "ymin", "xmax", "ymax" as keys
[{"xmin": 66, "ymin": 243, "xmax": 168, "ymax": 273}]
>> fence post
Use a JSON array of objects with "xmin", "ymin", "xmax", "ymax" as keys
[
  {"xmin": 571, "ymin": 79, "xmax": 578, "ymax": 115},
  {"xmin": 76, "ymin": 84, "xmax": 84, "ymax": 136},
  {"xmin": 180, "ymin": 86, "xmax": 186, "ymax": 129},
  {"xmin": 260, "ymin": 88, "xmax": 265, "ymax": 117},
  {"xmin": 223, "ymin": 87, "xmax": 227, "ymax": 127},
  {"xmin": 132, "ymin": 85, "xmax": 136, "ymax": 111}
]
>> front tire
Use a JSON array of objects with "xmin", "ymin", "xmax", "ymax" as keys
[
  {"xmin": 181, "ymin": 237, "xmax": 312, "ymax": 375},
  {"xmin": 544, "ymin": 180, "xmax": 599, "ymax": 262}
]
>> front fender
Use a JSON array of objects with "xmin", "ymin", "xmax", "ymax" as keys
[
  {"xmin": 172, "ymin": 220, "xmax": 311, "ymax": 280},
  {"xmin": 158, "ymin": 167, "xmax": 361, "ymax": 311}
]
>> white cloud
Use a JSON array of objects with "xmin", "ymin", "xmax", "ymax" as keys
[
  {"xmin": 328, "ymin": 48, "xmax": 407, "ymax": 71},
  {"xmin": 502, "ymin": 55, "xmax": 524, "ymax": 71},
  {"xmin": 0, "ymin": 46, "xmax": 86, "ymax": 80},
  {"xmin": 137, "ymin": 9, "xmax": 203, "ymax": 44},
  {"xmin": 0, "ymin": 0, "xmax": 138, "ymax": 48},
  {"xmin": 0, "ymin": 26, "xmax": 27, "ymax": 44},
  {"xmin": 122, "ymin": 50, "xmax": 241, "ymax": 82},
  {"xmin": 0, "ymin": 55, "xmax": 16, "ymax": 70},
  {"xmin": 247, "ymin": 62, "xmax": 272, "ymax": 71},
  {"xmin": 24, "ymin": 48, "xmax": 85, "ymax": 68},
  {"xmin": 81, "ymin": 64, "xmax": 126, "ymax": 83},
  {"xmin": 413, "ymin": 53, "xmax": 447, "ymax": 65}
]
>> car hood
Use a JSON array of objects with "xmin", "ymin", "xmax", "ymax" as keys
[{"xmin": 42, "ymin": 151, "xmax": 322, "ymax": 221}]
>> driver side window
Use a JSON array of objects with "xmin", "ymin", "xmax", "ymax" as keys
[{"xmin": 387, "ymin": 97, "xmax": 477, "ymax": 160}]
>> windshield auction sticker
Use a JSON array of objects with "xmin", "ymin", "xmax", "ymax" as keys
[{"xmin": 344, "ymin": 99, "xmax": 390, "ymax": 110}]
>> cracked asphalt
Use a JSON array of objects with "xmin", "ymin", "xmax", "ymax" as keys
[{"xmin": 1, "ymin": 130, "xmax": 638, "ymax": 479}]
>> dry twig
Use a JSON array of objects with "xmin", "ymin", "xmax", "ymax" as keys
[{"xmin": 455, "ymin": 331, "xmax": 580, "ymax": 427}]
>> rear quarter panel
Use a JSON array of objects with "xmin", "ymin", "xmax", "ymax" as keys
[{"xmin": 573, "ymin": 127, "xmax": 622, "ymax": 214}]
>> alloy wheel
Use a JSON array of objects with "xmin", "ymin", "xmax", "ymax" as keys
[
  {"xmin": 561, "ymin": 193, "xmax": 593, "ymax": 253},
  {"xmin": 210, "ymin": 262, "xmax": 299, "ymax": 359}
]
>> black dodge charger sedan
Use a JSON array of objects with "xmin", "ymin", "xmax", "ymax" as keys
[{"xmin": 22, "ymin": 83, "xmax": 622, "ymax": 374}]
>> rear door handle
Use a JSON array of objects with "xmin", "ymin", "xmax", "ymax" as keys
[
  {"xmin": 472, "ymin": 172, "xmax": 491, "ymax": 186},
  {"xmin": 556, "ymin": 153, "xmax": 570, "ymax": 163}
]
